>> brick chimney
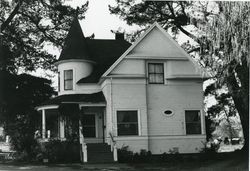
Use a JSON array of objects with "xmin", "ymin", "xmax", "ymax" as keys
[{"xmin": 115, "ymin": 33, "xmax": 124, "ymax": 40}]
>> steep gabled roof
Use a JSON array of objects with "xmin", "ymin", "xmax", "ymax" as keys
[
  {"xmin": 58, "ymin": 17, "xmax": 91, "ymax": 61},
  {"xmin": 102, "ymin": 22, "xmax": 210, "ymax": 78},
  {"xmin": 77, "ymin": 39, "xmax": 131, "ymax": 83}
]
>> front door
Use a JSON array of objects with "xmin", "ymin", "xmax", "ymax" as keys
[
  {"xmin": 81, "ymin": 107, "xmax": 105, "ymax": 143},
  {"xmin": 82, "ymin": 114, "xmax": 96, "ymax": 138}
]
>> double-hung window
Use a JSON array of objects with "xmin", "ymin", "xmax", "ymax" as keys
[
  {"xmin": 64, "ymin": 70, "xmax": 73, "ymax": 90},
  {"xmin": 185, "ymin": 110, "xmax": 201, "ymax": 134},
  {"xmin": 117, "ymin": 110, "xmax": 138, "ymax": 136},
  {"xmin": 148, "ymin": 63, "xmax": 164, "ymax": 84}
]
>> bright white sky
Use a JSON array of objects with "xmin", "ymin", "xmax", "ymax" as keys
[{"xmin": 65, "ymin": 0, "xmax": 141, "ymax": 39}]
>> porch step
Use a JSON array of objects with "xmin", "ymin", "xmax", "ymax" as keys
[{"xmin": 87, "ymin": 143, "xmax": 114, "ymax": 163}]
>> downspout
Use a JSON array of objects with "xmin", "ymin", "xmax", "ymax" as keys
[
  {"xmin": 145, "ymin": 61, "xmax": 150, "ymax": 151},
  {"xmin": 110, "ymin": 77, "xmax": 114, "ymax": 136}
]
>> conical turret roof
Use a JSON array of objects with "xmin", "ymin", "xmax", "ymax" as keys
[{"xmin": 58, "ymin": 17, "xmax": 91, "ymax": 61}]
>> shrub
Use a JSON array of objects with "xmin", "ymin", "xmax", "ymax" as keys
[
  {"xmin": 117, "ymin": 146, "xmax": 153, "ymax": 163},
  {"xmin": 117, "ymin": 146, "xmax": 133, "ymax": 163},
  {"xmin": 39, "ymin": 139, "xmax": 80, "ymax": 163}
]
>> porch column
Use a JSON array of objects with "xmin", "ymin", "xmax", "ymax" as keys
[
  {"xmin": 42, "ymin": 109, "xmax": 46, "ymax": 139},
  {"xmin": 79, "ymin": 120, "xmax": 87, "ymax": 163},
  {"xmin": 201, "ymin": 110, "xmax": 205, "ymax": 135},
  {"xmin": 59, "ymin": 116, "xmax": 65, "ymax": 139}
]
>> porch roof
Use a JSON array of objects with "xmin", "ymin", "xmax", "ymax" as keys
[{"xmin": 40, "ymin": 92, "xmax": 105, "ymax": 106}]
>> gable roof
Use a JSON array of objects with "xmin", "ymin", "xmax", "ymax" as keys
[
  {"xmin": 77, "ymin": 39, "xmax": 131, "ymax": 83},
  {"xmin": 58, "ymin": 17, "xmax": 91, "ymax": 61},
  {"xmin": 102, "ymin": 22, "xmax": 208, "ymax": 78}
]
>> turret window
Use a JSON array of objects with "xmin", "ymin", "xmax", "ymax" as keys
[{"xmin": 64, "ymin": 70, "xmax": 73, "ymax": 90}]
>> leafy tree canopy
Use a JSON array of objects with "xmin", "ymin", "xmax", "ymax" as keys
[
  {"xmin": 0, "ymin": 70, "xmax": 56, "ymax": 158},
  {"xmin": 0, "ymin": 0, "xmax": 88, "ymax": 73}
]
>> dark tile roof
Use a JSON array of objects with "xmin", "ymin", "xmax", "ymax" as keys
[
  {"xmin": 57, "ymin": 18, "xmax": 131, "ymax": 83},
  {"xmin": 40, "ymin": 92, "xmax": 105, "ymax": 106},
  {"xmin": 77, "ymin": 39, "xmax": 131, "ymax": 83},
  {"xmin": 58, "ymin": 17, "xmax": 91, "ymax": 61}
]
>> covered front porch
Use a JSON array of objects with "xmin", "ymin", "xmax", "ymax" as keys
[{"xmin": 36, "ymin": 92, "xmax": 117, "ymax": 163}]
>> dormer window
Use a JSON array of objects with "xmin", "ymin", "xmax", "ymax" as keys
[
  {"xmin": 64, "ymin": 70, "xmax": 73, "ymax": 90},
  {"xmin": 148, "ymin": 63, "xmax": 164, "ymax": 84}
]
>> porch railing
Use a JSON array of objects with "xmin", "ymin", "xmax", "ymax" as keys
[{"xmin": 109, "ymin": 132, "xmax": 118, "ymax": 162}]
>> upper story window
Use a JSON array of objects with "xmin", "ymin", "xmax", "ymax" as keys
[
  {"xmin": 148, "ymin": 63, "xmax": 164, "ymax": 84},
  {"xmin": 64, "ymin": 70, "xmax": 73, "ymax": 90},
  {"xmin": 117, "ymin": 110, "xmax": 138, "ymax": 136},
  {"xmin": 58, "ymin": 72, "xmax": 60, "ymax": 92},
  {"xmin": 185, "ymin": 110, "xmax": 201, "ymax": 135}
]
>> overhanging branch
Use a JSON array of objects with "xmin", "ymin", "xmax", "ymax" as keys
[{"xmin": 1, "ymin": 0, "xmax": 23, "ymax": 33}]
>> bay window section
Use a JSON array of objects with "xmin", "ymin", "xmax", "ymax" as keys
[
  {"xmin": 117, "ymin": 110, "xmax": 138, "ymax": 136},
  {"xmin": 185, "ymin": 110, "xmax": 201, "ymax": 135},
  {"xmin": 148, "ymin": 63, "xmax": 164, "ymax": 84},
  {"xmin": 64, "ymin": 70, "xmax": 73, "ymax": 90}
]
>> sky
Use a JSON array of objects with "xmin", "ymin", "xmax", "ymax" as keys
[{"xmin": 65, "ymin": 0, "xmax": 140, "ymax": 39}]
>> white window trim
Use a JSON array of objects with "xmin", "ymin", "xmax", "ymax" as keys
[
  {"xmin": 64, "ymin": 69, "xmax": 74, "ymax": 91},
  {"xmin": 183, "ymin": 109, "xmax": 203, "ymax": 135},
  {"xmin": 146, "ymin": 61, "xmax": 166, "ymax": 84},
  {"xmin": 115, "ymin": 109, "xmax": 141, "ymax": 137}
]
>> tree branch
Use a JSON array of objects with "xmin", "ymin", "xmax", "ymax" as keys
[
  {"xmin": 18, "ymin": 12, "xmax": 56, "ymax": 44},
  {"xmin": 166, "ymin": 2, "xmax": 200, "ymax": 44},
  {"xmin": 188, "ymin": 47, "xmax": 200, "ymax": 53},
  {"xmin": 1, "ymin": 0, "xmax": 23, "ymax": 33}
]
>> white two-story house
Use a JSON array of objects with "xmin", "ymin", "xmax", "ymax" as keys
[{"xmin": 36, "ymin": 18, "xmax": 209, "ymax": 163}]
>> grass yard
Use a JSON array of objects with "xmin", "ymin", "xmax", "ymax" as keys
[{"xmin": 0, "ymin": 151, "xmax": 248, "ymax": 171}]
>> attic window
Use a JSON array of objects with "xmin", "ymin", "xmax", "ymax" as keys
[{"xmin": 148, "ymin": 63, "xmax": 164, "ymax": 84}]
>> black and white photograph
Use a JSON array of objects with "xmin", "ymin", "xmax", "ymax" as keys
[{"xmin": 0, "ymin": 0, "xmax": 249, "ymax": 170}]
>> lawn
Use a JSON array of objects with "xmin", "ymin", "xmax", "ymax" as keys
[{"xmin": 0, "ymin": 151, "xmax": 248, "ymax": 171}]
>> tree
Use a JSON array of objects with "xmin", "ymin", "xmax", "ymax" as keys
[
  {"xmin": 205, "ymin": 83, "xmax": 242, "ymax": 143},
  {"xmin": 109, "ymin": 1, "xmax": 249, "ymax": 152},
  {"xmin": 0, "ymin": 0, "xmax": 88, "ymax": 158},
  {"xmin": 0, "ymin": 71, "xmax": 56, "ymax": 159},
  {"xmin": 0, "ymin": 0, "xmax": 88, "ymax": 73},
  {"xmin": 203, "ymin": 2, "xmax": 249, "ymax": 151}
]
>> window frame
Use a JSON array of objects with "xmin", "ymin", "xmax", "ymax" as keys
[
  {"xmin": 148, "ymin": 63, "xmax": 165, "ymax": 84},
  {"xmin": 184, "ymin": 109, "xmax": 202, "ymax": 135},
  {"xmin": 116, "ymin": 109, "xmax": 140, "ymax": 136},
  {"xmin": 58, "ymin": 71, "xmax": 60, "ymax": 92},
  {"xmin": 64, "ymin": 69, "xmax": 73, "ymax": 90}
]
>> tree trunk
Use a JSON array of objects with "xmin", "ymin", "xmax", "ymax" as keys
[{"xmin": 226, "ymin": 59, "xmax": 249, "ymax": 154}]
